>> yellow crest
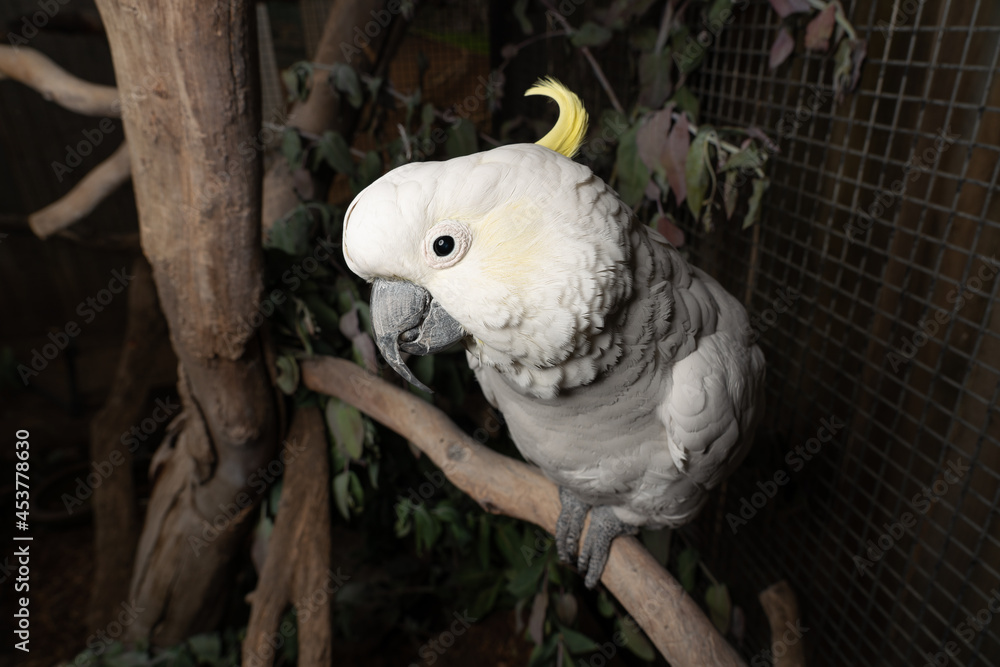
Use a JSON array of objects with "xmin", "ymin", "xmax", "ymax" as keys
[{"xmin": 525, "ymin": 78, "xmax": 589, "ymax": 158}]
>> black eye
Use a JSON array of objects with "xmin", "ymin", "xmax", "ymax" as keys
[{"xmin": 433, "ymin": 236, "xmax": 455, "ymax": 257}]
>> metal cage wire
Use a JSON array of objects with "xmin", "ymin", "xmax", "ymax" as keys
[{"xmin": 682, "ymin": 0, "xmax": 1000, "ymax": 664}]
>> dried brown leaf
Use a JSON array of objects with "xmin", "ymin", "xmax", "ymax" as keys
[
  {"xmin": 769, "ymin": 27, "xmax": 795, "ymax": 69},
  {"xmin": 805, "ymin": 5, "xmax": 836, "ymax": 51}
]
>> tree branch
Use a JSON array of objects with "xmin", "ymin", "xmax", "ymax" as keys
[
  {"xmin": 300, "ymin": 357, "xmax": 747, "ymax": 667},
  {"xmin": 0, "ymin": 44, "xmax": 120, "ymax": 116},
  {"xmin": 243, "ymin": 407, "xmax": 332, "ymax": 667},
  {"xmin": 28, "ymin": 141, "xmax": 131, "ymax": 239}
]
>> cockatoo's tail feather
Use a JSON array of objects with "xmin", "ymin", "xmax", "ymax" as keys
[{"xmin": 525, "ymin": 78, "xmax": 589, "ymax": 158}]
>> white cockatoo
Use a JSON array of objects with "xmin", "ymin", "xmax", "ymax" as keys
[{"xmin": 343, "ymin": 79, "xmax": 765, "ymax": 587}]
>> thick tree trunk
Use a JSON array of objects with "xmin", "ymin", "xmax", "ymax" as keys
[{"xmin": 94, "ymin": 0, "xmax": 279, "ymax": 646}]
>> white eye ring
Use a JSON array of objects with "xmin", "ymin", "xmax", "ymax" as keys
[{"xmin": 423, "ymin": 221, "xmax": 472, "ymax": 269}]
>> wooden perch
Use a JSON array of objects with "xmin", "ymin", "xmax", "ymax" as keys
[
  {"xmin": 301, "ymin": 356, "xmax": 747, "ymax": 667},
  {"xmin": 0, "ymin": 44, "xmax": 132, "ymax": 238},
  {"xmin": 759, "ymin": 580, "xmax": 807, "ymax": 667},
  {"xmin": 243, "ymin": 407, "xmax": 332, "ymax": 667},
  {"xmin": 29, "ymin": 142, "xmax": 131, "ymax": 239},
  {"xmin": 0, "ymin": 44, "xmax": 120, "ymax": 116}
]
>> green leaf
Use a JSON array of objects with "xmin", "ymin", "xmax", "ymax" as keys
[
  {"xmin": 629, "ymin": 25, "xmax": 659, "ymax": 52},
  {"xmin": 333, "ymin": 471, "xmax": 351, "ymax": 520},
  {"xmin": 513, "ymin": 0, "xmax": 533, "ymax": 35},
  {"xmin": 596, "ymin": 590, "xmax": 616, "ymax": 618},
  {"xmin": 571, "ymin": 21, "xmax": 613, "ymax": 48},
  {"xmin": 677, "ymin": 547, "xmax": 700, "ymax": 592},
  {"xmin": 351, "ymin": 151, "xmax": 382, "ymax": 194},
  {"xmin": 554, "ymin": 593, "xmax": 578, "ymax": 627},
  {"xmin": 723, "ymin": 170, "xmax": 739, "ymax": 221},
  {"xmin": 478, "ymin": 516, "xmax": 491, "ymax": 569},
  {"xmin": 495, "ymin": 522, "xmax": 522, "ymax": 566},
  {"xmin": 186, "ymin": 634, "xmax": 221, "ymax": 662},
  {"xmin": 638, "ymin": 49, "xmax": 673, "ymax": 109},
  {"xmin": 275, "ymin": 355, "xmax": 300, "ymax": 395},
  {"xmin": 281, "ymin": 62, "xmax": 312, "ymax": 102},
  {"xmin": 618, "ymin": 616, "xmax": 655, "ymax": 661},
  {"xmin": 705, "ymin": 583, "xmax": 732, "ymax": 634},
  {"xmin": 507, "ymin": 554, "xmax": 547, "ymax": 599},
  {"xmin": 313, "ymin": 131, "xmax": 354, "ymax": 174},
  {"xmin": 421, "ymin": 102, "xmax": 436, "ymax": 129},
  {"xmin": 743, "ymin": 176, "xmax": 770, "ymax": 229},
  {"xmin": 348, "ymin": 470, "xmax": 364, "ymax": 512},
  {"xmin": 325, "ymin": 398, "xmax": 365, "ymax": 460},
  {"xmin": 707, "ymin": 0, "xmax": 735, "ymax": 29},
  {"xmin": 722, "ymin": 145, "xmax": 766, "ymax": 172},
  {"xmin": 528, "ymin": 633, "xmax": 559, "ymax": 666},
  {"xmin": 281, "ymin": 128, "xmax": 303, "ymax": 169},
  {"xmin": 330, "ymin": 63, "xmax": 363, "ymax": 108},
  {"xmin": 446, "ymin": 118, "xmax": 478, "ymax": 158},
  {"xmin": 267, "ymin": 204, "xmax": 312, "ymax": 255},
  {"xmin": 559, "ymin": 626, "xmax": 599, "ymax": 654},
  {"xmin": 431, "ymin": 503, "xmax": 460, "ymax": 524},
  {"xmin": 615, "ymin": 124, "xmax": 651, "ymax": 208},
  {"xmin": 364, "ymin": 75, "xmax": 383, "ymax": 98},
  {"xmin": 685, "ymin": 128, "xmax": 713, "ymax": 220},
  {"xmin": 670, "ymin": 86, "xmax": 700, "ymax": 123},
  {"xmin": 470, "ymin": 578, "xmax": 503, "ymax": 619},
  {"xmin": 413, "ymin": 503, "xmax": 442, "ymax": 554}
]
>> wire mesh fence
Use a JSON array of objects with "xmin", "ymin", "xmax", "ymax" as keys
[{"xmin": 682, "ymin": 1, "xmax": 1000, "ymax": 664}]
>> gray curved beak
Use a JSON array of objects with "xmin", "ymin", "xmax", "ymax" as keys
[{"xmin": 370, "ymin": 278, "xmax": 466, "ymax": 392}]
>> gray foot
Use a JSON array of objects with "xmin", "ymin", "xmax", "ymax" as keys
[
  {"xmin": 578, "ymin": 506, "xmax": 639, "ymax": 589},
  {"xmin": 555, "ymin": 486, "xmax": 590, "ymax": 564}
]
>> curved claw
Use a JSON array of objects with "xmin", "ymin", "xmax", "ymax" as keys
[
  {"xmin": 578, "ymin": 506, "xmax": 639, "ymax": 589},
  {"xmin": 555, "ymin": 486, "xmax": 590, "ymax": 564}
]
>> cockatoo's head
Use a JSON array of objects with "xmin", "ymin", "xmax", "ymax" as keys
[{"xmin": 343, "ymin": 80, "xmax": 634, "ymax": 396}]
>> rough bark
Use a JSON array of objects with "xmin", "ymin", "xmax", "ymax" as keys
[
  {"xmin": 242, "ymin": 407, "xmax": 332, "ymax": 667},
  {"xmin": 87, "ymin": 256, "xmax": 170, "ymax": 631},
  {"xmin": 301, "ymin": 357, "xmax": 747, "ymax": 667},
  {"xmin": 94, "ymin": 0, "xmax": 279, "ymax": 646}
]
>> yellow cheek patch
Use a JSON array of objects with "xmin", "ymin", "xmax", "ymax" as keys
[{"xmin": 469, "ymin": 200, "xmax": 549, "ymax": 287}]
